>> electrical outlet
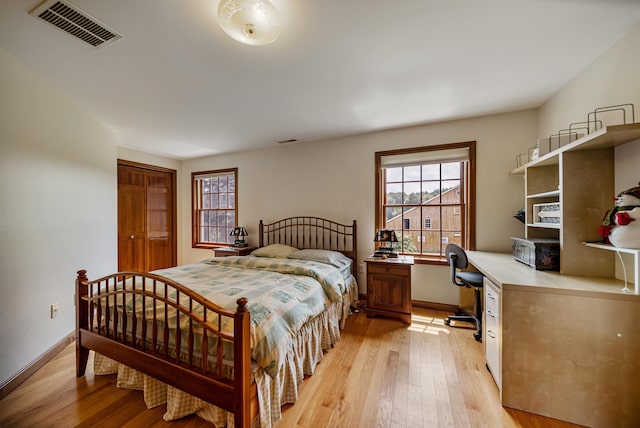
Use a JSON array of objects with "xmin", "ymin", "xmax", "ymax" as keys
[
  {"xmin": 358, "ymin": 263, "xmax": 365, "ymax": 274},
  {"xmin": 50, "ymin": 303, "xmax": 59, "ymax": 319}
]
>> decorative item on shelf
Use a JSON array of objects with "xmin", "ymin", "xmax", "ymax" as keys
[
  {"xmin": 513, "ymin": 209, "xmax": 526, "ymax": 224},
  {"xmin": 537, "ymin": 130, "xmax": 584, "ymax": 156},
  {"xmin": 598, "ymin": 182, "xmax": 640, "ymax": 249},
  {"xmin": 528, "ymin": 144, "xmax": 539, "ymax": 161},
  {"xmin": 515, "ymin": 152, "xmax": 529, "ymax": 168},
  {"xmin": 587, "ymin": 103, "xmax": 635, "ymax": 134},
  {"xmin": 217, "ymin": 0, "xmax": 280, "ymax": 46},
  {"xmin": 533, "ymin": 202, "xmax": 560, "ymax": 225},
  {"xmin": 229, "ymin": 226, "xmax": 249, "ymax": 247},
  {"xmin": 537, "ymin": 103, "xmax": 636, "ymax": 158},
  {"xmin": 511, "ymin": 237, "xmax": 560, "ymax": 270},
  {"xmin": 373, "ymin": 229, "xmax": 399, "ymax": 258}
]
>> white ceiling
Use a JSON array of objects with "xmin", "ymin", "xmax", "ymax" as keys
[{"xmin": 1, "ymin": 0, "xmax": 640, "ymax": 159}]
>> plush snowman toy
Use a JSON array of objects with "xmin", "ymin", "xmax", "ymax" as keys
[{"xmin": 599, "ymin": 182, "xmax": 640, "ymax": 249}]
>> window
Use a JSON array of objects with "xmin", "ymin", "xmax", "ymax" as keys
[
  {"xmin": 375, "ymin": 142, "xmax": 475, "ymax": 263},
  {"xmin": 192, "ymin": 168, "xmax": 238, "ymax": 248}
]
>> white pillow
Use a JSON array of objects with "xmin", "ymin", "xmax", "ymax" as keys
[
  {"xmin": 251, "ymin": 244, "xmax": 299, "ymax": 258},
  {"xmin": 287, "ymin": 249, "xmax": 352, "ymax": 269}
]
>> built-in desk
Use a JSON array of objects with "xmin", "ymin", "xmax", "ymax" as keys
[{"xmin": 467, "ymin": 251, "xmax": 640, "ymax": 428}]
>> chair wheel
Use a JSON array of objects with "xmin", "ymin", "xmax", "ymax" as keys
[
  {"xmin": 444, "ymin": 318, "xmax": 451, "ymax": 326},
  {"xmin": 473, "ymin": 332, "xmax": 482, "ymax": 342}
]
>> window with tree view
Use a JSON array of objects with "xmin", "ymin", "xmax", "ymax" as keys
[
  {"xmin": 376, "ymin": 142, "xmax": 475, "ymax": 261},
  {"xmin": 192, "ymin": 168, "xmax": 238, "ymax": 248}
]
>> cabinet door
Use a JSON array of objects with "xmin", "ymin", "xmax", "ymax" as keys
[
  {"xmin": 368, "ymin": 270, "xmax": 410, "ymax": 313},
  {"xmin": 502, "ymin": 289, "xmax": 640, "ymax": 426},
  {"xmin": 484, "ymin": 277, "xmax": 501, "ymax": 389},
  {"xmin": 146, "ymin": 170, "xmax": 174, "ymax": 271},
  {"xmin": 118, "ymin": 165, "xmax": 146, "ymax": 272},
  {"xmin": 118, "ymin": 163, "xmax": 176, "ymax": 273}
]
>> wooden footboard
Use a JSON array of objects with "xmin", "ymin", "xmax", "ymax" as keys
[{"xmin": 75, "ymin": 270, "xmax": 254, "ymax": 428}]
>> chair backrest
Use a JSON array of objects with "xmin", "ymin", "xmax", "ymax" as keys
[
  {"xmin": 445, "ymin": 243, "xmax": 468, "ymax": 269},
  {"xmin": 445, "ymin": 243, "xmax": 468, "ymax": 287}
]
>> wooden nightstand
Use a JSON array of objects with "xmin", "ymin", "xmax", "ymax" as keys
[
  {"xmin": 365, "ymin": 255, "xmax": 414, "ymax": 324},
  {"xmin": 213, "ymin": 246, "xmax": 257, "ymax": 257}
]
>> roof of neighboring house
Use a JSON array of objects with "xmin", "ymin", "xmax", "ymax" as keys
[{"xmin": 386, "ymin": 185, "xmax": 460, "ymax": 224}]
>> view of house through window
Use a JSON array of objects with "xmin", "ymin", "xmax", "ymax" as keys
[
  {"xmin": 192, "ymin": 168, "xmax": 238, "ymax": 248},
  {"xmin": 376, "ymin": 142, "xmax": 475, "ymax": 261}
]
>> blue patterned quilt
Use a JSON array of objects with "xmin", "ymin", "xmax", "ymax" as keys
[{"xmin": 151, "ymin": 256, "xmax": 351, "ymax": 377}]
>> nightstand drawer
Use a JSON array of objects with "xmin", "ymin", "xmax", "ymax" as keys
[
  {"xmin": 366, "ymin": 262, "xmax": 409, "ymax": 276},
  {"xmin": 213, "ymin": 246, "xmax": 257, "ymax": 257}
]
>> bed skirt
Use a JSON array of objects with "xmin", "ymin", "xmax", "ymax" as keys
[{"xmin": 93, "ymin": 277, "xmax": 358, "ymax": 428}]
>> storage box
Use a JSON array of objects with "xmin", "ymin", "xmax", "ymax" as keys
[
  {"xmin": 533, "ymin": 202, "xmax": 560, "ymax": 225},
  {"xmin": 511, "ymin": 237, "xmax": 560, "ymax": 270}
]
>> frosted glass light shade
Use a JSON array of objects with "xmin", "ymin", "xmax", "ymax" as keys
[{"xmin": 217, "ymin": 0, "xmax": 280, "ymax": 46}]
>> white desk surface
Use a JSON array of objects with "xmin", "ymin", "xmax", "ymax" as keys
[{"xmin": 466, "ymin": 251, "xmax": 640, "ymax": 300}]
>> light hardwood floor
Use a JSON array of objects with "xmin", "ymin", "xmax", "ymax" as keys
[{"xmin": 0, "ymin": 307, "xmax": 583, "ymax": 427}]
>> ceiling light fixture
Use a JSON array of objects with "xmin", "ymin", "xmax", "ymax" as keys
[{"xmin": 217, "ymin": 0, "xmax": 280, "ymax": 46}]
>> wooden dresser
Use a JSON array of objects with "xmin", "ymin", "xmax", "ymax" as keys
[{"xmin": 365, "ymin": 256, "xmax": 414, "ymax": 324}]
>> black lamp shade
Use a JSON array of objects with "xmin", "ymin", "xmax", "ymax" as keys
[
  {"xmin": 374, "ymin": 229, "xmax": 398, "ymax": 243},
  {"xmin": 229, "ymin": 227, "xmax": 248, "ymax": 247},
  {"xmin": 373, "ymin": 229, "xmax": 399, "ymax": 258},
  {"xmin": 229, "ymin": 227, "xmax": 248, "ymax": 237}
]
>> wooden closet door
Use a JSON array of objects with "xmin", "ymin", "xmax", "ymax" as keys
[
  {"xmin": 118, "ymin": 165, "xmax": 146, "ymax": 272},
  {"xmin": 118, "ymin": 162, "xmax": 176, "ymax": 272},
  {"xmin": 146, "ymin": 170, "xmax": 173, "ymax": 271}
]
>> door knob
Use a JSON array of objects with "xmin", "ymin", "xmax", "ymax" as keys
[{"xmin": 130, "ymin": 235, "xmax": 134, "ymax": 239}]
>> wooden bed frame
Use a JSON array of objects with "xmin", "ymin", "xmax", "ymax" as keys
[{"xmin": 75, "ymin": 216, "xmax": 357, "ymax": 428}]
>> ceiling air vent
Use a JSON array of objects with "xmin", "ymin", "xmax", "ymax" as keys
[{"xmin": 30, "ymin": 0, "xmax": 122, "ymax": 48}]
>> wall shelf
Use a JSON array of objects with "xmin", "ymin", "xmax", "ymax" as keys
[
  {"xmin": 510, "ymin": 123, "xmax": 640, "ymax": 175},
  {"xmin": 584, "ymin": 242, "xmax": 639, "ymax": 294},
  {"xmin": 528, "ymin": 223, "xmax": 561, "ymax": 229},
  {"xmin": 515, "ymin": 121, "xmax": 640, "ymax": 281},
  {"xmin": 527, "ymin": 190, "xmax": 560, "ymax": 199}
]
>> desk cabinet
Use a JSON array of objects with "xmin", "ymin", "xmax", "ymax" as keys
[
  {"xmin": 365, "ymin": 256, "xmax": 414, "ymax": 324},
  {"xmin": 468, "ymin": 251, "xmax": 640, "ymax": 428},
  {"xmin": 483, "ymin": 277, "xmax": 501, "ymax": 390},
  {"xmin": 501, "ymin": 287, "xmax": 640, "ymax": 427}
]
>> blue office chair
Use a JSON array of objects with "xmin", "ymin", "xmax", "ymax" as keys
[{"xmin": 444, "ymin": 243, "xmax": 484, "ymax": 341}]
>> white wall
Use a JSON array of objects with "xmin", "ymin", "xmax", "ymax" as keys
[
  {"xmin": 538, "ymin": 22, "xmax": 640, "ymax": 193},
  {"xmin": 181, "ymin": 109, "xmax": 537, "ymax": 304},
  {"xmin": 0, "ymin": 46, "xmax": 117, "ymax": 387}
]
